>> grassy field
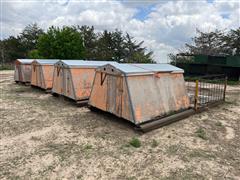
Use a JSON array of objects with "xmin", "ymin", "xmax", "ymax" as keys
[{"xmin": 0, "ymin": 70, "xmax": 240, "ymax": 179}]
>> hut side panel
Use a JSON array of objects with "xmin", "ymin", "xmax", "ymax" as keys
[
  {"xmin": 31, "ymin": 65, "xmax": 42, "ymax": 87},
  {"xmin": 41, "ymin": 65, "xmax": 55, "ymax": 89},
  {"xmin": 21, "ymin": 64, "xmax": 32, "ymax": 82},
  {"xmin": 70, "ymin": 68, "xmax": 95, "ymax": 100},
  {"xmin": 106, "ymin": 75, "xmax": 134, "ymax": 121},
  {"xmin": 14, "ymin": 64, "xmax": 20, "ymax": 81},
  {"xmin": 121, "ymin": 77, "xmax": 134, "ymax": 122},
  {"xmin": 31, "ymin": 65, "xmax": 38, "ymax": 86},
  {"xmin": 89, "ymin": 71, "xmax": 108, "ymax": 110},
  {"xmin": 52, "ymin": 67, "xmax": 64, "ymax": 95},
  {"xmin": 89, "ymin": 72, "xmax": 134, "ymax": 121},
  {"xmin": 62, "ymin": 69, "xmax": 75, "ymax": 100},
  {"xmin": 127, "ymin": 73, "xmax": 190, "ymax": 123}
]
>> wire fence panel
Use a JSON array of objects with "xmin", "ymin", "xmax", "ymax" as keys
[{"xmin": 185, "ymin": 74, "xmax": 227, "ymax": 109}]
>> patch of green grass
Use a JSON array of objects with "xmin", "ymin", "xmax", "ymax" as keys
[
  {"xmin": 151, "ymin": 139, "xmax": 158, "ymax": 148},
  {"xmin": 215, "ymin": 121, "xmax": 223, "ymax": 127},
  {"xmin": 195, "ymin": 127, "xmax": 207, "ymax": 140},
  {"xmin": 129, "ymin": 137, "xmax": 141, "ymax": 148},
  {"xmin": 84, "ymin": 144, "xmax": 93, "ymax": 150}
]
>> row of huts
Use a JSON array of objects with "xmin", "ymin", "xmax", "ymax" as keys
[{"xmin": 14, "ymin": 59, "xmax": 190, "ymax": 126}]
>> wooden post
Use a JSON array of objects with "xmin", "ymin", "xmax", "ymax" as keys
[
  {"xmin": 223, "ymin": 76, "xmax": 228, "ymax": 101},
  {"xmin": 194, "ymin": 80, "xmax": 199, "ymax": 110}
]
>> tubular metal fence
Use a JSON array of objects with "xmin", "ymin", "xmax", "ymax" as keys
[{"xmin": 185, "ymin": 74, "xmax": 227, "ymax": 110}]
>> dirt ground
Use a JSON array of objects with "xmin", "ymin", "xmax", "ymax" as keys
[{"xmin": 0, "ymin": 70, "xmax": 239, "ymax": 180}]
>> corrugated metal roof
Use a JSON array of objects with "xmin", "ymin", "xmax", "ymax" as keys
[
  {"xmin": 60, "ymin": 60, "xmax": 118, "ymax": 68},
  {"xmin": 109, "ymin": 64, "xmax": 151, "ymax": 74},
  {"xmin": 16, "ymin": 59, "xmax": 34, "ymax": 64},
  {"xmin": 101, "ymin": 63, "xmax": 184, "ymax": 75},
  {"xmin": 34, "ymin": 59, "xmax": 59, "ymax": 65},
  {"xmin": 132, "ymin": 64, "xmax": 184, "ymax": 73}
]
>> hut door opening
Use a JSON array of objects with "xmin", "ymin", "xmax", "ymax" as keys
[{"xmin": 106, "ymin": 75, "xmax": 123, "ymax": 116}]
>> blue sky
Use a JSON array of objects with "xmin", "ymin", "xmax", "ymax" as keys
[
  {"xmin": 1, "ymin": 0, "xmax": 239, "ymax": 62},
  {"xmin": 134, "ymin": 5, "xmax": 156, "ymax": 20}
]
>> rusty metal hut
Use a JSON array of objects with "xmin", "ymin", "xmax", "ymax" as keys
[
  {"xmin": 52, "ymin": 60, "xmax": 117, "ymax": 103},
  {"xmin": 14, "ymin": 59, "xmax": 34, "ymax": 83},
  {"xmin": 88, "ymin": 63, "xmax": 190, "ymax": 126},
  {"xmin": 31, "ymin": 59, "xmax": 59, "ymax": 91}
]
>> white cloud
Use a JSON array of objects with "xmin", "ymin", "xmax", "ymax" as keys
[{"xmin": 1, "ymin": 0, "xmax": 240, "ymax": 63}]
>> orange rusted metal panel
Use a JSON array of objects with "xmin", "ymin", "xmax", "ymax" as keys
[
  {"xmin": 14, "ymin": 59, "xmax": 34, "ymax": 83},
  {"xmin": 88, "ymin": 63, "xmax": 190, "ymax": 125},
  {"xmin": 52, "ymin": 60, "xmax": 117, "ymax": 101},
  {"xmin": 31, "ymin": 59, "xmax": 59, "ymax": 90}
]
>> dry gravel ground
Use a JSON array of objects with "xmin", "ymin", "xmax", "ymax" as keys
[{"xmin": 0, "ymin": 70, "xmax": 240, "ymax": 180}]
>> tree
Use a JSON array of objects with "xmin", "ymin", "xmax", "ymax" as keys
[
  {"xmin": 1, "ymin": 24, "xmax": 154, "ymax": 64},
  {"xmin": 94, "ymin": 30, "xmax": 154, "ymax": 63},
  {"xmin": 28, "ymin": 50, "xmax": 43, "ymax": 59},
  {"xmin": 222, "ymin": 28, "xmax": 240, "ymax": 55},
  {"xmin": 169, "ymin": 27, "xmax": 240, "ymax": 64},
  {"xmin": 19, "ymin": 23, "xmax": 44, "ymax": 53},
  {"xmin": 0, "ymin": 23, "xmax": 43, "ymax": 64},
  {"xmin": 78, "ymin": 25, "xmax": 97, "ymax": 59},
  {"xmin": 0, "ymin": 36, "xmax": 26, "ymax": 63},
  {"xmin": 124, "ymin": 33, "xmax": 154, "ymax": 63},
  {"xmin": 95, "ymin": 30, "xmax": 115, "ymax": 61},
  {"xmin": 185, "ymin": 29, "xmax": 225, "ymax": 56},
  {"xmin": 37, "ymin": 26, "xmax": 85, "ymax": 59}
]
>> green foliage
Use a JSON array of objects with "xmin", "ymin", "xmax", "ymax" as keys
[
  {"xmin": 20, "ymin": 23, "xmax": 44, "ymax": 52},
  {"xmin": 186, "ymin": 29, "xmax": 225, "ymax": 56},
  {"xmin": 0, "ymin": 36, "xmax": 26, "ymax": 63},
  {"xmin": 129, "ymin": 137, "xmax": 141, "ymax": 148},
  {"xmin": 195, "ymin": 127, "xmax": 207, "ymax": 140},
  {"xmin": 28, "ymin": 49, "xmax": 43, "ymax": 59},
  {"xmin": 1, "ymin": 24, "xmax": 154, "ymax": 64},
  {"xmin": 84, "ymin": 30, "xmax": 155, "ymax": 63},
  {"xmin": 78, "ymin": 25, "xmax": 97, "ymax": 59},
  {"xmin": 0, "ymin": 23, "xmax": 44, "ymax": 63},
  {"xmin": 84, "ymin": 144, "xmax": 93, "ymax": 150},
  {"xmin": 38, "ymin": 26, "xmax": 85, "ymax": 59},
  {"xmin": 0, "ymin": 64, "xmax": 14, "ymax": 70}
]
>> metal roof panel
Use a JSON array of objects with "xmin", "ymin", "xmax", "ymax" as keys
[
  {"xmin": 16, "ymin": 59, "xmax": 34, "ymax": 64},
  {"xmin": 60, "ymin": 60, "xmax": 118, "ymax": 68},
  {"xmin": 34, "ymin": 59, "xmax": 59, "ymax": 65},
  {"xmin": 132, "ymin": 64, "xmax": 184, "ymax": 73},
  {"xmin": 106, "ymin": 63, "xmax": 152, "ymax": 74}
]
